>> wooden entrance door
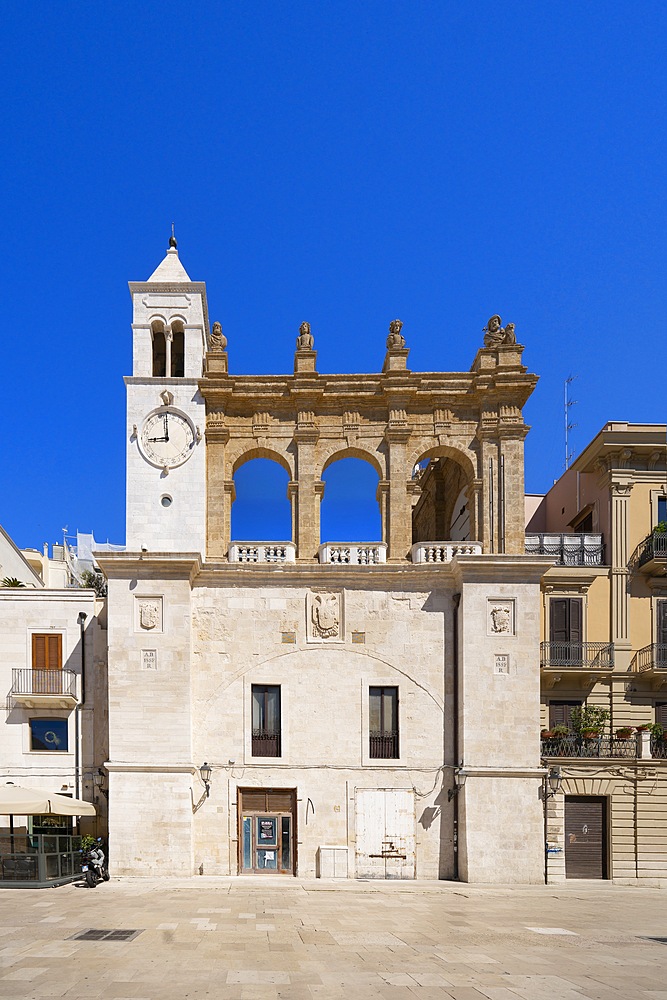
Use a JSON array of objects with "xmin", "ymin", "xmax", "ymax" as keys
[
  {"xmin": 565, "ymin": 796, "xmax": 607, "ymax": 879},
  {"xmin": 355, "ymin": 788, "xmax": 415, "ymax": 879},
  {"xmin": 238, "ymin": 789, "xmax": 296, "ymax": 875}
]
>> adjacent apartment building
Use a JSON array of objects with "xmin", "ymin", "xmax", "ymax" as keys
[{"xmin": 527, "ymin": 422, "xmax": 667, "ymax": 884}]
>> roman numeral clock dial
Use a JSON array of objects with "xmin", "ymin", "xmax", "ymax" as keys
[{"xmin": 139, "ymin": 408, "xmax": 195, "ymax": 469}]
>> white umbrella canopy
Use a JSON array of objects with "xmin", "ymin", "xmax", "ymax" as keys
[{"xmin": 0, "ymin": 783, "xmax": 95, "ymax": 816}]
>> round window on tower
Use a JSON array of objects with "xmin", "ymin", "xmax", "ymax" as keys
[{"xmin": 160, "ymin": 495, "xmax": 173, "ymax": 508}]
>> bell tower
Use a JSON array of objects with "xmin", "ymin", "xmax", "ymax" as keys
[{"xmin": 125, "ymin": 235, "xmax": 208, "ymax": 552}]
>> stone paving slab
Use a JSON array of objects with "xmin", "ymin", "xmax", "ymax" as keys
[{"xmin": 0, "ymin": 878, "xmax": 665, "ymax": 999}]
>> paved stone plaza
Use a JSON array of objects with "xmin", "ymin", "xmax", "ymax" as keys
[{"xmin": 0, "ymin": 878, "xmax": 666, "ymax": 999}]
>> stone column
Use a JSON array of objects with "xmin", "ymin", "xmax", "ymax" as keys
[
  {"xmin": 465, "ymin": 479, "xmax": 482, "ymax": 544},
  {"xmin": 294, "ymin": 415, "xmax": 321, "ymax": 561},
  {"xmin": 476, "ymin": 434, "xmax": 499, "ymax": 554},
  {"xmin": 205, "ymin": 419, "xmax": 230, "ymax": 558},
  {"xmin": 610, "ymin": 480, "xmax": 633, "ymax": 650},
  {"xmin": 385, "ymin": 424, "xmax": 412, "ymax": 562},
  {"xmin": 498, "ymin": 430, "xmax": 529, "ymax": 554},
  {"xmin": 165, "ymin": 326, "xmax": 173, "ymax": 378}
]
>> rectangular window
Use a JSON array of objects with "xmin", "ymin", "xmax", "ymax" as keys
[
  {"xmin": 251, "ymin": 685, "xmax": 281, "ymax": 757},
  {"xmin": 369, "ymin": 686, "xmax": 399, "ymax": 759},
  {"xmin": 658, "ymin": 497, "xmax": 667, "ymax": 525},
  {"xmin": 549, "ymin": 701, "xmax": 582, "ymax": 731},
  {"xmin": 30, "ymin": 718, "xmax": 68, "ymax": 752},
  {"xmin": 32, "ymin": 634, "xmax": 62, "ymax": 670}
]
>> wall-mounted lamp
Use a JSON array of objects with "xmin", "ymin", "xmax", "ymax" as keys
[
  {"xmin": 543, "ymin": 765, "xmax": 562, "ymax": 799},
  {"xmin": 200, "ymin": 762, "xmax": 212, "ymax": 798},
  {"xmin": 448, "ymin": 767, "xmax": 468, "ymax": 802},
  {"xmin": 92, "ymin": 768, "xmax": 108, "ymax": 799}
]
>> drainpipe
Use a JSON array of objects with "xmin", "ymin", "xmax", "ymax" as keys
[
  {"xmin": 452, "ymin": 592, "xmax": 461, "ymax": 880},
  {"xmin": 75, "ymin": 612, "xmax": 88, "ymax": 802}
]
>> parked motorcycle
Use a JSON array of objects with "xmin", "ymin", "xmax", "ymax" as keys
[{"xmin": 81, "ymin": 839, "xmax": 110, "ymax": 888}]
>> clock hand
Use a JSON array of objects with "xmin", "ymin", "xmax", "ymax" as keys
[
  {"xmin": 163, "ymin": 412, "xmax": 169, "ymax": 442},
  {"xmin": 146, "ymin": 435, "xmax": 168, "ymax": 443}
]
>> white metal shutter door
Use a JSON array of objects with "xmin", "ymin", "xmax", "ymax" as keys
[
  {"xmin": 355, "ymin": 789, "xmax": 386, "ymax": 878},
  {"xmin": 384, "ymin": 788, "xmax": 415, "ymax": 880}
]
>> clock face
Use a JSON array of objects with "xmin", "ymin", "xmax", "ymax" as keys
[{"xmin": 139, "ymin": 409, "xmax": 195, "ymax": 468}]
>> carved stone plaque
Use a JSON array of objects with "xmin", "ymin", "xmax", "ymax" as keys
[
  {"xmin": 136, "ymin": 597, "xmax": 163, "ymax": 632},
  {"xmin": 142, "ymin": 649, "xmax": 158, "ymax": 670},
  {"xmin": 306, "ymin": 592, "xmax": 343, "ymax": 643},
  {"xmin": 494, "ymin": 653, "xmax": 510, "ymax": 675},
  {"xmin": 487, "ymin": 599, "xmax": 515, "ymax": 636}
]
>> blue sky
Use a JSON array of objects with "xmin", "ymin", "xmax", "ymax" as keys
[{"xmin": 1, "ymin": 2, "xmax": 666, "ymax": 550}]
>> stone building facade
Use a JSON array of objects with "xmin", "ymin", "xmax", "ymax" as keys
[{"xmin": 99, "ymin": 246, "xmax": 550, "ymax": 882}]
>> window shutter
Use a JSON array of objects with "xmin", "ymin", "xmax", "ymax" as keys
[
  {"xmin": 656, "ymin": 703, "xmax": 667, "ymax": 730},
  {"xmin": 549, "ymin": 701, "xmax": 581, "ymax": 730},
  {"xmin": 32, "ymin": 634, "xmax": 62, "ymax": 670},
  {"xmin": 658, "ymin": 601, "xmax": 667, "ymax": 647},
  {"xmin": 569, "ymin": 599, "xmax": 583, "ymax": 644},
  {"xmin": 550, "ymin": 600, "xmax": 568, "ymax": 643}
]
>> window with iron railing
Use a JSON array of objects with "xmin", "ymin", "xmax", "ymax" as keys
[
  {"xmin": 369, "ymin": 686, "xmax": 399, "ymax": 759},
  {"xmin": 251, "ymin": 685, "xmax": 281, "ymax": 757}
]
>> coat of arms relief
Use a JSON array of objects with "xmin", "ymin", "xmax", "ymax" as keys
[
  {"xmin": 136, "ymin": 597, "xmax": 163, "ymax": 632},
  {"xmin": 307, "ymin": 592, "xmax": 343, "ymax": 642}
]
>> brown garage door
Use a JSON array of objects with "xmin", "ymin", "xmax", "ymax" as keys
[{"xmin": 565, "ymin": 796, "xmax": 607, "ymax": 879}]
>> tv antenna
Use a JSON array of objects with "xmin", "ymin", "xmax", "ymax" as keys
[{"xmin": 564, "ymin": 375, "xmax": 578, "ymax": 470}]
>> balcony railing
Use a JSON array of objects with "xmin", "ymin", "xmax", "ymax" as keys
[
  {"xmin": 525, "ymin": 533, "xmax": 604, "ymax": 565},
  {"xmin": 632, "ymin": 532, "xmax": 667, "ymax": 571},
  {"xmin": 541, "ymin": 735, "xmax": 637, "ymax": 759},
  {"xmin": 318, "ymin": 543, "xmax": 387, "ymax": 565},
  {"xmin": 410, "ymin": 541, "xmax": 482, "ymax": 563},
  {"xmin": 369, "ymin": 731, "xmax": 399, "ymax": 759},
  {"xmin": 11, "ymin": 669, "xmax": 77, "ymax": 700},
  {"xmin": 634, "ymin": 643, "xmax": 667, "ymax": 672},
  {"xmin": 228, "ymin": 542, "xmax": 296, "ymax": 564},
  {"xmin": 251, "ymin": 731, "xmax": 281, "ymax": 757},
  {"xmin": 651, "ymin": 738, "xmax": 667, "ymax": 759},
  {"xmin": 540, "ymin": 641, "xmax": 614, "ymax": 669}
]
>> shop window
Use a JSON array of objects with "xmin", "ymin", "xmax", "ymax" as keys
[
  {"xmin": 251, "ymin": 685, "xmax": 281, "ymax": 757},
  {"xmin": 30, "ymin": 719, "xmax": 68, "ymax": 752},
  {"xmin": 369, "ymin": 686, "xmax": 399, "ymax": 759}
]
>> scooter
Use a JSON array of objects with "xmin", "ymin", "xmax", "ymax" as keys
[{"xmin": 81, "ymin": 845, "xmax": 110, "ymax": 888}]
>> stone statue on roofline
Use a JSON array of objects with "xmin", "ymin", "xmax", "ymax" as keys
[
  {"xmin": 386, "ymin": 319, "xmax": 406, "ymax": 350},
  {"xmin": 483, "ymin": 315, "xmax": 516, "ymax": 348},
  {"xmin": 296, "ymin": 321, "xmax": 314, "ymax": 350},
  {"xmin": 209, "ymin": 321, "xmax": 227, "ymax": 351}
]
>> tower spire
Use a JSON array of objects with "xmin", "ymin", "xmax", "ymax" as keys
[{"xmin": 169, "ymin": 222, "xmax": 177, "ymax": 249}]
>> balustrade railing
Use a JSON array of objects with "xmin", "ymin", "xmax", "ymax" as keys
[
  {"xmin": 318, "ymin": 543, "xmax": 387, "ymax": 565},
  {"xmin": 228, "ymin": 543, "xmax": 296, "ymax": 564},
  {"xmin": 541, "ymin": 735, "xmax": 637, "ymax": 759},
  {"xmin": 11, "ymin": 669, "xmax": 77, "ymax": 699},
  {"xmin": 525, "ymin": 533, "xmax": 604, "ymax": 565},
  {"xmin": 540, "ymin": 641, "xmax": 614, "ymax": 669},
  {"xmin": 369, "ymin": 731, "xmax": 399, "ymax": 759},
  {"xmin": 634, "ymin": 643, "xmax": 667, "ymax": 672},
  {"xmin": 410, "ymin": 541, "xmax": 482, "ymax": 563}
]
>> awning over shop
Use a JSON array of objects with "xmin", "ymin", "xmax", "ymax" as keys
[{"xmin": 0, "ymin": 783, "xmax": 95, "ymax": 816}]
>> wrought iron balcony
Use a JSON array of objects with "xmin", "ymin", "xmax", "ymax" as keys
[
  {"xmin": 410, "ymin": 541, "xmax": 482, "ymax": 563},
  {"xmin": 10, "ymin": 669, "xmax": 77, "ymax": 708},
  {"xmin": 318, "ymin": 543, "xmax": 387, "ymax": 565},
  {"xmin": 540, "ymin": 642, "xmax": 614, "ymax": 670},
  {"xmin": 541, "ymin": 735, "xmax": 636, "ymax": 759},
  {"xmin": 228, "ymin": 542, "xmax": 296, "ymax": 564},
  {"xmin": 634, "ymin": 643, "xmax": 667, "ymax": 673},
  {"xmin": 369, "ymin": 731, "xmax": 399, "ymax": 759},
  {"xmin": 525, "ymin": 533, "xmax": 604, "ymax": 565},
  {"xmin": 251, "ymin": 731, "xmax": 281, "ymax": 757},
  {"xmin": 631, "ymin": 532, "xmax": 667, "ymax": 574}
]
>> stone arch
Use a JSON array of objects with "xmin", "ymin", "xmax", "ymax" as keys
[
  {"xmin": 320, "ymin": 445, "xmax": 384, "ymax": 480},
  {"xmin": 150, "ymin": 318, "xmax": 167, "ymax": 377},
  {"xmin": 409, "ymin": 443, "xmax": 478, "ymax": 545},
  {"xmin": 230, "ymin": 446, "xmax": 294, "ymax": 480}
]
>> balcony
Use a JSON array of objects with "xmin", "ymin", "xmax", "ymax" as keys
[
  {"xmin": 410, "ymin": 541, "xmax": 482, "ymax": 563},
  {"xmin": 540, "ymin": 642, "xmax": 614, "ymax": 688},
  {"xmin": 10, "ymin": 669, "xmax": 77, "ymax": 709},
  {"xmin": 525, "ymin": 533, "xmax": 604, "ymax": 565},
  {"xmin": 632, "ymin": 643, "xmax": 667, "ymax": 689},
  {"xmin": 318, "ymin": 543, "xmax": 387, "ymax": 565},
  {"xmin": 541, "ymin": 735, "xmax": 637, "ymax": 759},
  {"xmin": 631, "ymin": 532, "xmax": 667, "ymax": 575},
  {"xmin": 228, "ymin": 542, "xmax": 296, "ymax": 564}
]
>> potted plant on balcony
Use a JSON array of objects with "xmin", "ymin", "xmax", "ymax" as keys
[
  {"xmin": 615, "ymin": 726, "xmax": 634, "ymax": 739},
  {"xmin": 571, "ymin": 705, "xmax": 609, "ymax": 740}
]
